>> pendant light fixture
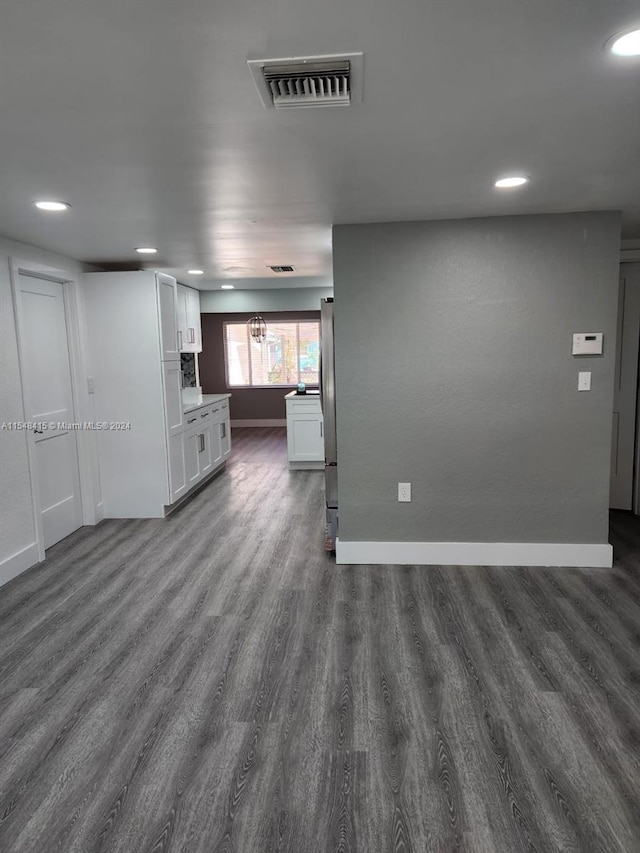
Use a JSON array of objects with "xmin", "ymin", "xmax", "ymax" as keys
[{"xmin": 248, "ymin": 315, "xmax": 267, "ymax": 343}]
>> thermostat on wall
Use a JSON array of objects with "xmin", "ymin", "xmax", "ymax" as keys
[{"xmin": 572, "ymin": 333, "xmax": 603, "ymax": 356}]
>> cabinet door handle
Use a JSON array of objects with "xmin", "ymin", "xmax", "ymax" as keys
[
  {"xmin": 212, "ymin": 408, "xmax": 219, "ymax": 413},
  {"xmin": 221, "ymin": 422, "xmax": 226, "ymax": 438},
  {"xmin": 179, "ymin": 370, "xmax": 184, "ymax": 389},
  {"xmin": 200, "ymin": 411, "xmax": 209, "ymax": 418},
  {"xmin": 198, "ymin": 433, "xmax": 204, "ymax": 452},
  {"xmin": 320, "ymin": 422, "xmax": 323, "ymax": 437},
  {"xmin": 177, "ymin": 330, "xmax": 183, "ymax": 351},
  {"xmin": 189, "ymin": 327, "xmax": 195, "ymax": 344},
  {"xmin": 187, "ymin": 417, "xmax": 196, "ymax": 424}
]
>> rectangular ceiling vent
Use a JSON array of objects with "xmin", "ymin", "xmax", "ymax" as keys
[
  {"xmin": 268, "ymin": 265, "xmax": 295, "ymax": 273},
  {"xmin": 248, "ymin": 53, "xmax": 363, "ymax": 110}
]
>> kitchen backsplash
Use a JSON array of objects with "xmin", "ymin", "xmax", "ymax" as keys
[{"xmin": 181, "ymin": 353, "xmax": 197, "ymax": 388}]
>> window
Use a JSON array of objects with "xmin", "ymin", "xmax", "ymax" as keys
[{"xmin": 224, "ymin": 320, "xmax": 320, "ymax": 387}]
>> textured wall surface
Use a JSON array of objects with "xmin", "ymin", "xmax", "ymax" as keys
[
  {"xmin": 333, "ymin": 212, "xmax": 621, "ymax": 545},
  {"xmin": 200, "ymin": 311, "xmax": 320, "ymax": 420},
  {"xmin": 0, "ymin": 237, "xmax": 86, "ymax": 566}
]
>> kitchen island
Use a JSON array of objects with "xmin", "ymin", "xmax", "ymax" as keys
[{"xmin": 285, "ymin": 390, "xmax": 324, "ymax": 469}]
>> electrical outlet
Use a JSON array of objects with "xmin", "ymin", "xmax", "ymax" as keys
[{"xmin": 398, "ymin": 482, "xmax": 411, "ymax": 502}]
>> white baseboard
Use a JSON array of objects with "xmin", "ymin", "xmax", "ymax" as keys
[
  {"xmin": 0, "ymin": 542, "xmax": 40, "ymax": 587},
  {"xmin": 335, "ymin": 539, "xmax": 613, "ymax": 568},
  {"xmin": 231, "ymin": 419, "xmax": 286, "ymax": 427}
]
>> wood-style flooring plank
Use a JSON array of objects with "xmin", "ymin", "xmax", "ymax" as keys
[{"xmin": 1, "ymin": 428, "xmax": 640, "ymax": 852}]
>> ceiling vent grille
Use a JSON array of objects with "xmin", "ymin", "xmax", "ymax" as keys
[
  {"xmin": 248, "ymin": 53, "xmax": 363, "ymax": 110},
  {"xmin": 268, "ymin": 265, "xmax": 295, "ymax": 273}
]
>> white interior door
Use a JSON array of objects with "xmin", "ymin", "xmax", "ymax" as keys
[
  {"xmin": 18, "ymin": 273, "xmax": 83, "ymax": 548},
  {"xmin": 611, "ymin": 267, "xmax": 640, "ymax": 510}
]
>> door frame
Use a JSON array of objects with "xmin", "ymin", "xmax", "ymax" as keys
[{"xmin": 10, "ymin": 258, "xmax": 97, "ymax": 562}]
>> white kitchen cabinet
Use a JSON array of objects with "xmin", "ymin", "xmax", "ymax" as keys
[
  {"xmin": 163, "ymin": 361, "xmax": 185, "ymax": 434},
  {"xmin": 184, "ymin": 426, "xmax": 200, "ymax": 489},
  {"xmin": 163, "ymin": 362, "xmax": 187, "ymax": 502},
  {"xmin": 196, "ymin": 407, "xmax": 215, "ymax": 477},
  {"xmin": 181, "ymin": 400, "xmax": 228, "ymax": 487},
  {"xmin": 157, "ymin": 274, "xmax": 180, "ymax": 359},
  {"xmin": 176, "ymin": 285, "xmax": 188, "ymax": 353},
  {"xmin": 285, "ymin": 391, "xmax": 324, "ymax": 469},
  {"xmin": 177, "ymin": 283, "xmax": 202, "ymax": 353},
  {"xmin": 198, "ymin": 424, "xmax": 214, "ymax": 478},
  {"xmin": 84, "ymin": 271, "xmax": 217, "ymax": 518},
  {"xmin": 220, "ymin": 417, "xmax": 231, "ymax": 459},
  {"xmin": 167, "ymin": 431, "xmax": 187, "ymax": 502},
  {"xmin": 186, "ymin": 286, "xmax": 202, "ymax": 352}
]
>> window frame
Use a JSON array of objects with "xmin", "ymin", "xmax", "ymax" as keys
[{"xmin": 223, "ymin": 319, "xmax": 321, "ymax": 389}]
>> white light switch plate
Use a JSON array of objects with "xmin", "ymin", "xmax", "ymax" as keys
[{"xmin": 578, "ymin": 371, "xmax": 591, "ymax": 391}]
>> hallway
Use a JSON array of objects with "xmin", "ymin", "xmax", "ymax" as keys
[{"xmin": 1, "ymin": 428, "xmax": 639, "ymax": 852}]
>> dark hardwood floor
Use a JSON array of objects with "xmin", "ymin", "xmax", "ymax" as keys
[{"xmin": 1, "ymin": 426, "xmax": 640, "ymax": 852}]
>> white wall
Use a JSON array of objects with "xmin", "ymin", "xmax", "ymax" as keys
[
  {"xmin": 200, "ymin": 286, "xmax": 333, "ymax": 313},
  {"xmin": 0, "ymin": 236, "xmax": 92, "ymax": 584}
]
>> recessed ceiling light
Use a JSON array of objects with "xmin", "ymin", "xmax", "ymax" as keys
[
  {"xmin": 34, "ymin": 200, "xmax": 70, "ymax": 211},
  {"xmin": 187, "ymin": 269, "xmax": 204, "ymax": 275},
  {"xmin": 221, "ymin": 285, "xmax": 235, "ymax": 290},
  {"xmin": 495, "ymin": 176, "xmax": 529, "ymax": 189},
  {"xmin": 135, "ymin": 247, "xmax": 158, "ymax": 254},
  {"xmin": 609, "ymin": 28, "xmax": 640, "ymax": 57}
]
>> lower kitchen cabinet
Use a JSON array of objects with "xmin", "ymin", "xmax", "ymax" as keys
[
  {"xmin": 285, "ymin": 391, "xmax": 324, "ymax": 469},
  {"xmin": 184, "ymin": 424, "xmax": 202, "ymax": 489},
  {"xmin": 220, "ymin": 418, "xmax": 231, "ymax": 458},
  {"xmin": 182, "ymin": 400, "xmax": 231, "ymax": 492},
  {"xmin": 167, "ymin": 430, "xmax": 188, "ymax": 502},
  {"xmin": 164, "ymin": 361, "xmax": 188, "ymax": 502}
]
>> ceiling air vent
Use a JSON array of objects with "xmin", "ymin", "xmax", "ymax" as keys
[
  {"xmin": 247, "ymin": 53, "xmax": 363, "ymax": 110},
  {"xmin": 268, "ymin": 265, "xmax": 295, "ymax": 273}
]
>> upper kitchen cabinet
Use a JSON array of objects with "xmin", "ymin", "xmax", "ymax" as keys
[
  {"xmin": 177, "ymin": 284, "xmax": 202, "ymax": 353},
  {"xmin": 157, "ymin": 274, "xmax": 180, "ymax": 360}
]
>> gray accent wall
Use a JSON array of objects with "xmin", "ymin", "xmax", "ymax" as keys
[{"xmin": 333, "ymin": 212, "xmax": 621, "ymax": 546}]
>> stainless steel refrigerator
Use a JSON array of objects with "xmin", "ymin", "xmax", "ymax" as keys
[{"xmin": 320, "ymin": 298, "xmax": 338, "ymax": 551}]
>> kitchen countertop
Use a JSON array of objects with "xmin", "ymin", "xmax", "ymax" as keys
[
  {"xmin": 183, "ymin": 393, "xmax": 231, "ymax": 414},
  {"xmin": 285, "ymin": 389, "xmax": 320, "ymax": 399}
]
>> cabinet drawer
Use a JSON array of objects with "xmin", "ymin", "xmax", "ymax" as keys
[
  {"xmin": 210, "ymin": 404, "xmax": 226, "ymax": 423},
  {"xmin": 287, "ymin": 399, "xmax": 321, "ymax": 414}
]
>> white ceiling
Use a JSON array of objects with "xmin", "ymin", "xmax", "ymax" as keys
[{"xmin": 0, "ymin": 0, "xmax": 639, "ymax": 289}]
